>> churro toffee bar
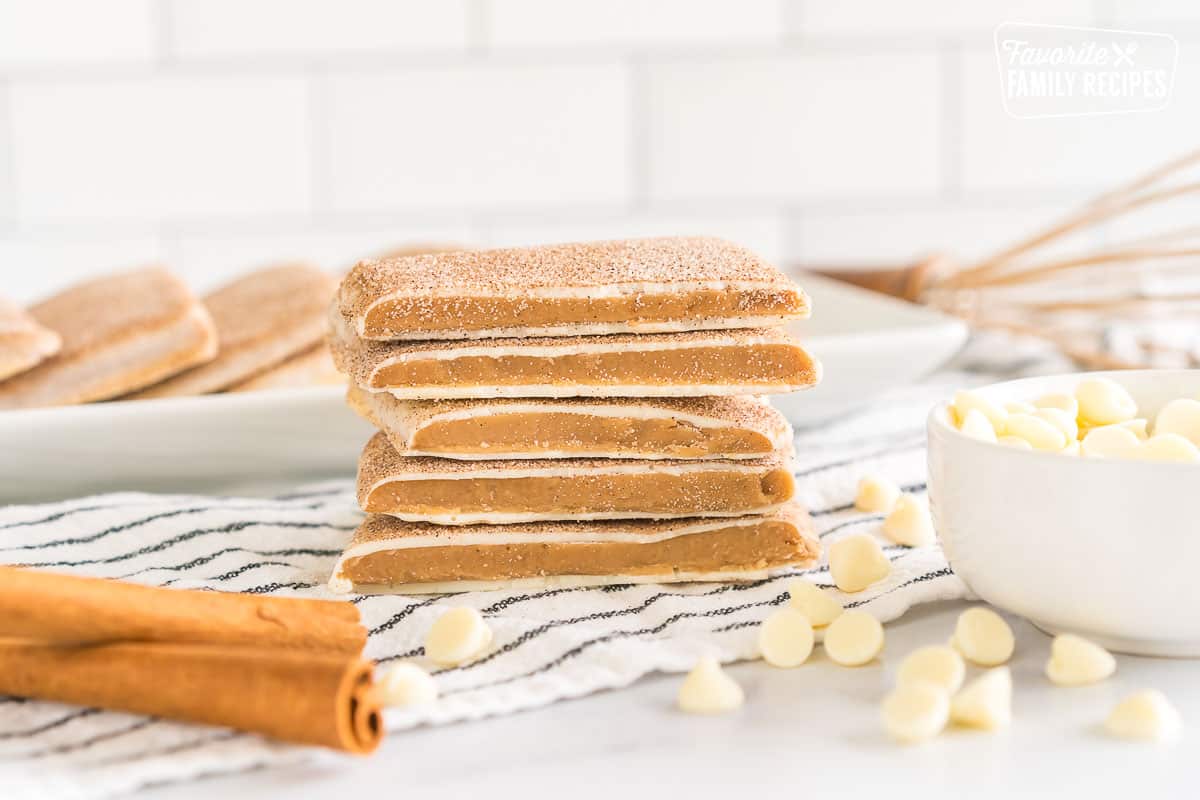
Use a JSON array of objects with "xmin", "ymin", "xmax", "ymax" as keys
[{"xmin": 335, "ymin": 237, "xmax": 809, "ymax": 341}]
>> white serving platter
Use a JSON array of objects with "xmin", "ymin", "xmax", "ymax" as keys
[
  {"xmin": 0, "ymin": 274, "xmax": 965, "ymax": 503},
  {"xmin": 774, "ymin": 272, "xmax": 968, "ymax": 428}
]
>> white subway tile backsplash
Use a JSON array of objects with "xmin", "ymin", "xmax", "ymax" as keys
[
  {"xmin": 168, "ymin": 0, "xmax": 468, "ymax": 59},
  {"xmin": 790, "ymin": 202, "xmax": 1091, "ymax": 265},
  {"xmin": 0, "ymin": 0, "xmax": 155, "ymax": 68},
  {"xmin": 487, "ymin": 0, "xmax": 782, "ymax": 48},
  {"xmin": 795, "ymin": 0, "xmax": 1094, "ymax": 37},
  {"xmin": 10, "ymin": 76, "xmax": 312, "ymax": 222},
  {"xmin": 164, "ymin": 223, "xmax": 477, "ymax": 290},
  {"xmin": 479, "ymin": 213, "xmax": 785, "ymax": 263},
  {"xmin": 959, "ymin": 48, "xmax": 1200, "ymax": 194},
  {"xmin": 0, "ymin": 233, "xmax": 165, "ymax": 303},
  {"xmin": 647, "ymin": 52, "xmax": 942, "ymax": 202},
  {"xmin": 325, "ymin": 63, "xmax": 631, "ymax": 212}
]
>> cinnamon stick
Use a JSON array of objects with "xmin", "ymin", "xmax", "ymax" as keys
[
  {"xmin": 0, "ymin": 568, "xmax": 381, "ymax": 753},
  {"xmin": 0, "ymin": 639, "xmax": 382, "ymax": 753},
  {"xmin": 0, "ymin": 566, "xmax": 366, "ymax": 655}
]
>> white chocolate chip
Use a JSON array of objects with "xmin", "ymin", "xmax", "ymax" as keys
[
  {"xmin": 959, "ymin": 409, "xmax": 998, "ymax": 443},
  {"xmin": 855, "ymin": 474, "xmax": 900, "ymax": 513},
  {"xmin": 881, "ymin": 682, "xmax": 950, "ymax": 744},
  {"xmin": 951, "ymin": 390, "xmax": 1008, "ymax": 431},
  {"xmin": 897, "ymin": 645, "xmax": 965, "ymax": 693},
  {"xmin": 424, "ymin": 607, "xmax": 493, "ymax": 667},
  {"xmin": 1045, "ymin": 633, "xmax": 1116, "ymax": 687},
  {"xmin": 998, "ymin": 435, "xmax": 1033, "ymax": 450},
  {"xmin": 952, "ymin": 607, "xmax": 1014, "ymax": 666},
  {"xmin": 1081, "ymin": 424, "xmax": 1142, "ymax": 459},
  {"xmin": 824, "ymin": 610, "xmax": 885, "ymax": 666},
  {"xmin": 787, "ymin": 579, "xmax": 843, "ymax": 627},
  {"xmin": 377, "ymin": 663, "xmax": 439, "ymax": 707},
  {"xmin": 1004, "ymin": 400, "xmax": 1037, "ymax": 415},
  {"xmin": 1104, "ymin": 690, "xmax": 1182, "ymax": 743},
  {"xmin": 950, "ymin": 667, "xmax": 1012, "ymax": 731},
  {"xmin": 882, "ymin": 493, "xmax": 936, "ymax": 547},
  {"xmin": 1155, "ymin": 398, "xmax": 1200, "ymax": 446},
  {"xmin": 1135, "ymin": 433, "xmax": 1200, "ymax": 463},
  {"xmin": 1035, "ymin": 407, "xmax": 1078, "ymax": 441},
  {"xmin": 828, "ymin": 535, "xmax": 891, "ymax": 593},
  {"xmin": 1119, "ymin": 418, "xmax": 1150, "ymax": 440},
  {"xmin": 758, "ymin": 607, "xmax": 815, "ymax": 668},
  {"xmin": 1005, "ymin": 413, "xmax": 1068, "ymax": 451},
  {"xmin": 1060, "ymin": 440, "xmax": 1081, "ymax": 456},
  {"xmin": 1035, "ymin": 392, "xmax": 1080, "ymax": 419},
  {"xmin": 677, "ymin": 656, "xmax": 744, "ymax": 714},
  {"xmin": 1076, "ymin": 377, "xmax": 1138, "ymax": 426}
]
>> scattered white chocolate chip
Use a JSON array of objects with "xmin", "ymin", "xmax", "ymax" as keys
[
  {"xmin": 1081, "ymin": 424, "xmax": 1141, "ymax": 459},
  {"xmin": 1035, "ymin": 407, "xmax": 1078, "ymax": 441},
  {"xmin": 824, "ymin": 610, "xmax": 885, "ymax": 666},
  {"xmin": 786, "ymin": 579, "xmax": 843, "ymax": 627},
  {"xmin": 1135, "ymin": 433, "xmax": 1200, "ymax": 463},
  {"xmin": 1154, "ymin": 398, "xmax": 1200, "ymax": 446},
  {"xmin": 998, "ymin": 435, "xmax": 1034, "ymax": 450},
  {"xmin": 897, "ymin": 645, "xmax": 965, "ymax": 693},
  {"xmin": 758, "ymin": 607, "xmax": 815, "ymax": 668},
  {"xmin": 677, "ymin": 656, "xmax": 744, "ymax": 714},
  {"xmin": 882, "ymin": 493, "xmax": 936, "ymax": 547},
  {"xmin": 1104, "ymin": 690, "xmax": 1182, "ymax": 743},
  {"xmin": 959, "ymin": 409, "xmax": 998, "ymax": 443},
  {"xmin": 1045, "ymin": 633, "xmax": 1116, "ymax": 687},
  {"xmin": 855, "ymin": 474, "xmax": 900, "ymax": 513},
  {"xmin": 1005, "ymin": 413, "xmax": 1068, "ymax": 451},
  {"xmin": 1004, "ymin": 400, "xmax": 1037, "ymax": 415},
  {"xmin": 951, "ymin": 389, "xmax": 1008, "ymax": 431},
  {"xmin": 950, "ymin": 667, "xmax": 1012, "ymax": 731},
  {"xmin": 424, "ymin": 607, "xmax": 493, "ymax": 667},
  {"xmin": 1035, "ymin": 392, "xmax": 1080, "ymax": 419},
  {"xmin": 952, "ymin": 607, "xmax": 1014, "ymax": 667},
  {"xmin": 1076, "ymin": 377, "xmax": 1137, "ymax": 425},
  {"xmin": 377, "ymin": 663, "xmax": 439, "ymax": 707},
  {"xmin": 828, "ymin": 535, "xmax": 891, "ymax": 593},
  {"xmin": 882, "ymin": 682, "xmax": 950, "ymax": 744}
]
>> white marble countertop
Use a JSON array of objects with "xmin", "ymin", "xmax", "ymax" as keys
[{"xmin": 141, "ymin": 599, "xmax": 1200, "ymax": 799}]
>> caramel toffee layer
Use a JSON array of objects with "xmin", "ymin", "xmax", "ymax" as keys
[
  {"xmin": 337, "ymin": 237, "xmax": 809, "ymax": 341},
  {"xmin": 346, "ymin": 386, "xmax": 793, "ymax": 460},
  {"xmin": 331, "ymin": 504, "xmax": 818, "ymax": 592},
  {"xmin": 332, "ymin": 326, "xmax": 818, "ymax": 399},
  {"xmin": 357, "ymin": 432, "xmax": 796, "ymax": 524}
]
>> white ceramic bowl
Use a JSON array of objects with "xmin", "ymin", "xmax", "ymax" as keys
[{"xmin": 928, "ymin": 369, "xmax": 1200, "ymax": 657}]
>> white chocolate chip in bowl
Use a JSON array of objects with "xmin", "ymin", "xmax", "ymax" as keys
[
  {"xmin": 1076, "ymin": 377, "xmax": 1138, "ymax": 426},
  {"xmin": 929, "ymin": 370, "xmax": 1200, "ymax": 657},
  {"xmin": 1004, "ymin": 413, "xmax": 1067, "ymax": 451},
  {"xmin": 1135, "ymin": 433, "xmax": 1200, "ymax": 463},
  {"xmin": 958, "ymin": 409, "xmax": 998, "ymax": 443},
  {"xmin": 1155, "ymin": 398, "xmax": 1200, "ymax": 446},
  {"xmin": 951, "ymin": 389, "xmax": 1008, "ymax": 431}
]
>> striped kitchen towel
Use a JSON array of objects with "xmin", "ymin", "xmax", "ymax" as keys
[{"xmin": 0, "ymin": 374, "xmax": 977, "ymax": 799}]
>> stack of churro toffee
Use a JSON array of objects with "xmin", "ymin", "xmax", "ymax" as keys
[{"xmin": 328, "ymin": 237, "xmax": 822, "ymax": 593}]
